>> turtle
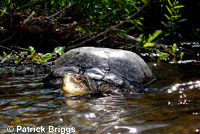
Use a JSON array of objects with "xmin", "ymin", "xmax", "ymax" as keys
[{"xmin": 43, "ymin": 47, "xmax": 155, "ymax": 96}]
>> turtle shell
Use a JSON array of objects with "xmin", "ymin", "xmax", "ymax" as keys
[{"xmin": 44, "ymin": 47, "xmax": 154, "ymax": 91}]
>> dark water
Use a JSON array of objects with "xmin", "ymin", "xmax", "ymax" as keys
[{"xmin": 0, "ymin": 63, "xmax": 200, "ymax": 134}]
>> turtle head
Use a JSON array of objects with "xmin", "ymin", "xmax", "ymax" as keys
[{"xmin": 62, "ymin": 74, "xmax": 98, "ymax": 96}]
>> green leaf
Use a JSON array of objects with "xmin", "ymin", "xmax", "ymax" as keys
[
  {"xmin": 114, "ymin": 29, "xmax": 126, "ymax": 34},
  {"xmin": 163, "ymin": 53, "xmax": 169, "ymax": 59},
  {"xmin": 172, "ymin": 57, "xmax": 177, "ymax": 63},
  {"xmin": 28, "ymin": 46, "xmax": 35, "ymax": 52},
  {"xmin": 174, "ymin": 5, "xmax": 184, "ymax": 9},
  {"xmin": 53, "ymin": 46, "xmax": 65, "ymax": 55},
  {"xmin": 20, "ymin": 51, "xmax": 28, "ymax": 57},
  {"xmin": 147, "ymin": 30, "xmax": 162, "ymax": 42},
  {"xmin": 164, "ymin": 14, "xmax": 170, "ymax": 20},
  {"xmin": 136, "ymin": 19, "xmax": 143, "ymax": 26},
  {"xmin": 14, "ymin": 60, "xmax": 19, "ymax": 64},
  {"xmin": 172, "ymin": 43, "xmax": 177, "ymax": 53},
  {"xmin": 124, "ymin": 8, "xmax": 129, "ymax": 14},
  {"xmin": 157, "ymin": 50, "xmax": 169, "ymax": 59},
  {"xmin": 168, "ymin": 0, "xmax": 173, "ymax": 7},
  {"xmin": 30, "ymin": 50, "xmax": 36, "ymax": 58},
  {"xmin": 157, "ymin": 50, "xmax": 163, "ymax": 58},
  {"xmin": 161, "ymin": 21, "xmax": 168, "ymax": 27},
  {"xmin": 42, "ymin": 53, "xmax": 52, "ymax": 62},
  {"xmin": 76, "ymin": 27, "xmax": 87, "ymax": 33},
  {"xmin": 32, "ymin": 54, "xmax": 42, "ymax": 62},
  {"xmin": 166, "ymin": 5, "xmax": 172, "ymax": 15},
  {"xmin": 138, "ymin": 34, "xmax": 144, "ymax": 39},
  {"xmin": 3, "ymin": 51, "xmax": 7, "ymax": 57},
  {"xmin": 172, "ymin": 15, "xmax": 181, "ymax": 19},
  {"xmin": 178, "ymin": 19, "xmax": 187, "ymax": 22},
  {"xmin": 0, "ymin": 8, "xmax": 7, "ymax": 16},
  {"xmin": 144, "ymin": 43, "xmax": 155, "ymax": 47},
  {"xmin": 179, "ymin": 52, "xmax": 183, "ymax": 60}
]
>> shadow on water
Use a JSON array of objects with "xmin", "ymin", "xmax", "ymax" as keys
[{"xmin": 0, "ymin": 62, "xmax": 200, "ymax": 134}]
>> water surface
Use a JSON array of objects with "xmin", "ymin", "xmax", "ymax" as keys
[{"xmin": 0, "ymin": 63, "xmax": 200, "ymax": 134}]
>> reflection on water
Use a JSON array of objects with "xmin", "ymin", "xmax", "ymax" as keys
[
  {"xmin": 0, "ymin": 63, "xmax": 200, "ymax": 134},
  {"xmin": 168, "ymin": 81, "xmax": 200, "ymax": 93}
]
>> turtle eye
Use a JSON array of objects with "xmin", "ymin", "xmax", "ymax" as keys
[{"xmin": 75, "ymin": 76, "xmax": 82, "ymax": 82}]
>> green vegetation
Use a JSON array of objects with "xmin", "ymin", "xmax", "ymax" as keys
[
  {"xmin": 0, "ymin": 0, "xmax": 199, "ymax": 62},
  {"xmin": 27, "ymin": 46, "xmax": 65, "ymax": 62},
  {"xmin": 0, "ymin": 46, "xmax": 65, "ymax": 63}
]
